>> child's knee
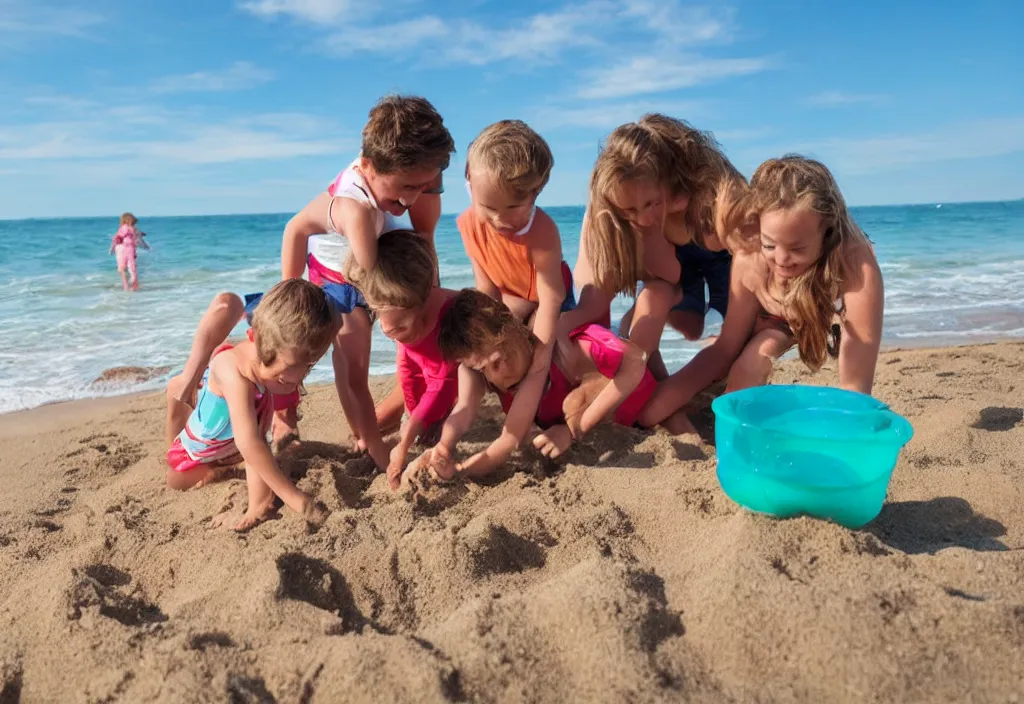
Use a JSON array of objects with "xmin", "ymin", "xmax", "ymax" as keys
[
  {"xmin": 728, "ymin": 345, "xmax": 774, "ymax": 390},
  {"xmin": 212, "ymin": 292, "xmax": 244, "ymax": 319}
]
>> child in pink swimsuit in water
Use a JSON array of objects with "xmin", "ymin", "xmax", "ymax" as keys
[
  {"xmin": 401, "ymin": 290, "xmax": 694, "ymax": 483},
  {"xmin": 109, "ymin": 212, "xmax": 149, "ymax": 291}
]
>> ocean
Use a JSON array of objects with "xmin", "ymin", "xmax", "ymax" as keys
[{"xmin": 1, "ymin": 201, "xmax": 1023, "ymax": 413}]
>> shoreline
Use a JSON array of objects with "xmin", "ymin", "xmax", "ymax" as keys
[{"xmin": 4, "ymin": 335, "xmax": 1022, "ymax": 420}]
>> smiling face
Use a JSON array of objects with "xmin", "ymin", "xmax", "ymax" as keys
[
  {"xmin": 759, "ymin": 207, "xmax": 826, "ymax": 281},
  {"xmin": 359, "ymin": 158, "xmax": 440, "ymax": 217},
  {"xmin": 257, "ymin": 347, "xmax": 315, "ymax": 396},
  {"xmin": 468, "ymin": 169, "xmax": 537, "ymax": 235}
]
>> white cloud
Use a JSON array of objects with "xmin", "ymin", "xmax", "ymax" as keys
[
  {"xmin": 0, "ymin": 102, "xmax": 351, "ymax": 165},
  {"xmin": 150, "ymin": 61, "xmax": 275, "ymax": 94},
  {"xmin": 620, "ymin": 1, "xmax": 735, "ymax": 44},
  {"xmin": 758, "ymin": 117, "xmax": 1024, "ymax": 175},
  {"xmin": 321, "ymin": 16, "xmax": 448, "ymax": 55},
  {"xmin": 239, "ymin": 0, "xmax": 356, "ymax": 24},
  {"xmin": 532, "ymin": 99, "xmax": 708, "ymax": 130},
  {"xmin": 0, "ymin": 1, "xmax": 103, "ymax": 40},
  {"xmin": 803, "ymin": 91, "xmax": 886, "ymax": 107},
  {"xmin": 578, "ymin": 54, "xmax": 769, "ymax": 100}
]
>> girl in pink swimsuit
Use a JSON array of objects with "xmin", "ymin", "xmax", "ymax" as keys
[
  {"xmin": 403, "ymin": 290, "xmax": 692, "ymax": 483},
  {"xmin": 109, "ymin": 212, "xmax": 150, "ymax": 291}
]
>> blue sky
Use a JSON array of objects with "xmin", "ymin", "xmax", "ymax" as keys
[{"xmin": 0, "ymin": 0, "xmax": 1022, "ymax": 218}]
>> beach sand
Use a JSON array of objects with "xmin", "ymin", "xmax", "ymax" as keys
[{"xmin": 1, "ymin": 342, "xmax": 1023, "ymax": 703}]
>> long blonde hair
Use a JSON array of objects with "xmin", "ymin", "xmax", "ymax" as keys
[
  {"xmin": 717, "ymin": 155, "xmax": 870, "ymax": 370},
  {"xmin": 586, "ymin": 114, "xmax": 741, "ymax": 296}
]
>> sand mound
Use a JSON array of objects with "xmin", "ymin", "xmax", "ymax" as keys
[{"xmin": 1, "ymin": 342, "xmax": 1023, "ymax": 701}]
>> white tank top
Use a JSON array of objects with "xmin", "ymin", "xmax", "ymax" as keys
[{"xmin": 306, "ymin": 159, "xmax": 404, "ymax": 273}]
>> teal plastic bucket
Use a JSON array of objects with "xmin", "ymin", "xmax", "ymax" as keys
[{"xmin": 711, "ymin": 385, "xmax": 914, "ymax": 528}]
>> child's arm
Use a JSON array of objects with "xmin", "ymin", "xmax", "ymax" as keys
[
  {"xmin": 408, "ymin": 365, "xmax": 486, "ymax": 481},
  {"xmin": 573, "ymin": 340, "xmax": 646, "ymax": 437},
  {"xmin": 456, "ymin": 368, "xmax": 540, "ymax": 477},
  {"xmin": 212, "ymin": 356, "xmax": 311, "ymax": 515},
  {"xmin": 470, "ymin": 260, "xmax": 502, "ymax": 301},
  {"xmin": 281, "ymin": 192, "xmax": 379, "ymax": 278},
  {"xmin": 636, "ymin": 253, "xmax": 761, "ymax": 427},
  {"xmin": 136, "ymin": 233, "xmax": 151, "ymax": 250},
  {"xmin": 837, "ymin": 244, "xmax": 884, "ymax": 395}
]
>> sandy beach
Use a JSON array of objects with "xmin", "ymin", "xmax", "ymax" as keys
[{"xmin": 1, "ymin": 342, "xmax": 1022, "ymax": 703}]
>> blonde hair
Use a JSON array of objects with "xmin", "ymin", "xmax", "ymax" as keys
[
  {"xmin": 465, "ymin": 120, "xmax": 554, "ymax": 199},
  {"xmin": 586, "ymin": 114, "xmax": 742, "ymax": 296},
  {"xmin": 250, "ymin": 279, "xmax": 335, "ymax": 366},
  {"xmin": 119, "ymin": 212, "xmax": 138, "ymax": 226},
  {"xmin": 718, "ymin": 155, "xmax": 870, "ymax": 370},
  {"xmin": 362, "ymin": 95, "xmax": 456, "ymax": 174},
  {"xmin": 342, "ymin": 230, "xmax": 437, "ymax": 310},
  {"xmin": 438, "ymin": 290, "xmax": 537, "ymax": 377}
]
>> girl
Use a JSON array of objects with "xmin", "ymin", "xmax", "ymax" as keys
[
  {"xmin": 164, "ymin": 279, "xmax": 335, "ymax": 531},
  {"xmin": 560, "ymin": 114, "xmax": 743, "ymax": 378},
  {"xmin": 404, "ymin": 290, "xmax": 681, "ymax": 483},
  {"xmin": 109, "ymin": 212, "xmax": 150, "ymax": 291},
  {"xmin": 343, "ymin": 230, "xmax": 459, "ymax": 490},
  {"xmin": 637, "ymin": 155, "xmax": 885, "ymax": 427},
  {"xmin": 278, "ymin": 95, "xmax": 455, "ymax": 470},
  {"xmin": 456, "ymin": 119, "xmax": 573, "ymax": 476}
]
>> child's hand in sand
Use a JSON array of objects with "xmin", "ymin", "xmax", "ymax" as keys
[
  {"xmin": 426, "ymin": 444, "xmax": 458, "ymax": 480},
  {"xmin": 387, "ymin": 444, "xmax": 406, "ymax": 491},
  {"xmin": 533, "ymin": 424, "xmax": 574, "ymax": 459},
  {"xmin": 302, "ymin": 497, "xmax": 330, "ymax": 530}
]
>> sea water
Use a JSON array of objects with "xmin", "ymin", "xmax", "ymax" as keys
[{"xmin": 1, "ymin": 200, "xmax": 1022, "ymax": 413}]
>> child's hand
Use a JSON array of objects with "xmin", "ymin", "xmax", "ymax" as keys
[
  {"xmin": 387, "ymin": 444, "xmax": 406, "ymax": 491},
  {"xmin": 428, "ymin": 444, "xmax": 458, "ymax": 480},
  {"xmin": 533, "ymin": 424, "xmax": 574, "ymax": 459},
  {"xmin": 302, "ymin": 497, "xmax": 330, "ymax": 530}
]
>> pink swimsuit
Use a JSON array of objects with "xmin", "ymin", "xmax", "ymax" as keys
[
  {"xmin": 397, "ymin": 298, "xmax": 459, "ymax": 426},
  {"xmin": 113, "ymin": 225, "xmax": 137, "ymax": 272},
  {"xmin": 499, "ymin": 324, "xmax": 656, "ymax": 429}
]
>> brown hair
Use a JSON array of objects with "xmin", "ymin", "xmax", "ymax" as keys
[
  {"xmin": 586, "ymin": 114, "xmax": 743, "ymax": 296},
  {"xmin": 717, "ymin": 155, "xmax": 871, "ymax": 370},
  {"xmin": 342, "ymin": 230, "xmax": 437, "ymax": 310},
  {"xmin": 438, "ymin": 290, "xmax": 537, "ymax": 371},
  {"xmin": 465, "ymin": 120, "xmax": 554, "ymax": 199},
  {"xmin": 119, "ymin": 212, "xmax": 138, "ymax": 226},
  {"xmin": 250, "ymin": 279, "xmax": 335, "ymax": 366},
  {"xmin": 361, "ymin": 95, "xmax": 455, "ymax": 174}
]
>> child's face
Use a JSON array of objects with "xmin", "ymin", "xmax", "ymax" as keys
[
  {"xmin": 258, "ymin": 349, "xmax": 315, "ymax": 396},
  {"xmin": 360, "ymin": 158, "xmax": 440, "ymax": 217},
  {"xmin": 467, "ymin": 169, "xmax": 537, "ymax": 235},
  {"xmin": 759, "ymin": 207, "xmax": 825, "ymax": 280},
  {"xmin": 463, "ymin": 347, "xmax": 529, "ymax": 392},
  {"xmin": 378, "ymin": 306, "xmax": 431, "ymax": 345},
  {"xmin": 610, "ymin": 178, "xmax": 667, "ymax": 228}
]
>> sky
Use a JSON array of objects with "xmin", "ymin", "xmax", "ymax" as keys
[{"xmin": 0, "ymin": 0, "xmax": 1022, "ymax": 219}]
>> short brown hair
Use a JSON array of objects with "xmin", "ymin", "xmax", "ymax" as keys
[
  {"xmin": 438, "ymin": 289, "xmax": 537, "ymax": 364},
  {"xmin": 250, "ymin": 279, "xmax": 335, "ymax": 366},
  {"xmin": 465, "ymin": 120, "xmax": 554, "ymax": 199},
  {"xmin": 119, "ymin": 212, "xmax": 138, "ymax": 226},
  {"xmin": 342, "ymin": 230, "xmax": 437, "ymax": 310},
  {"xmin": 362, "ymin": 95, "xmax": 455, "ymax": 174}
]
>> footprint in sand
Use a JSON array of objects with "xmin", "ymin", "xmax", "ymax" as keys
[{"xmin": 67, "ymin": 563, "xmax": 167, "ymax": 628}]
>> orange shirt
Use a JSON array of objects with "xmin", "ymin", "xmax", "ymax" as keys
[{"xmin": 456, "ymin": 207, "xmax": 558, "ymax": 303}]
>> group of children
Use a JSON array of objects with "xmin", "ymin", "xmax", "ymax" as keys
[{"xmin": 159, "ymin": 95, "xmax": 885, "ymax": 531}]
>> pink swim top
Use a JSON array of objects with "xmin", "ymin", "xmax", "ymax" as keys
[
  {"xmin": 113, "ymin": 224, "xmax": 137, "ymax": 251},
  {"xmin": 397, "ymin": 298, "xmax": 459, "ymax": 426},
  {"xmin": 499, "ymin": 324, "xmax": 656, "ymax": 429}
]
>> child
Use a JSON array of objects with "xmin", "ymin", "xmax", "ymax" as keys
[
  {"xmin": 561, "ymin": 115, "xmax": 744, "ymax": 378},
  {"xmin": 639, "ymin": 155, "xmax": 885, "ymax": 426},
  {"xmin": 164, "ymin": 279, "xmax": 335, "ymax": 532},
  {"xmin": 456, "ymin": 119, "xmax": 570, "ymax": 476},
  {"xmin": 109, "ymin": 212, "xmax": 150, "ymax": 291},
  {"xmin": 403, "ymin": 290, "xmax": 673, "ymax": 483},
  {"xmin": 278, "ymin": 95, "xmax": 455, "ymax": 469},
  {"xmin": 343, "ymin": 230, "xmax": 458, "ymax": 490}
]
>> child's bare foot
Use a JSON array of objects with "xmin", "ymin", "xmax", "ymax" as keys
[
  {"xmin": 271, "ymin": 407, "xmax": 300, "ymax": 452},
  {"xmin": 232, "ymin": 498, "xmax": 280, "ymax": 532},
  {"xmin": 533, "ymin": 424, "xmax": 574, "ymax": 459}
]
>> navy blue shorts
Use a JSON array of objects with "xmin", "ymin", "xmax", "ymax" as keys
[
  {"xmin": 560, "ymin": 260, "xmax": 577, "ymax": 313},
  {"xmin": 673, "ymin": 243, "xmax": 731, "ymax": 317},
  {"xmin": 243, "ymin": 282, "xmax": 368, "ymax": 325}
]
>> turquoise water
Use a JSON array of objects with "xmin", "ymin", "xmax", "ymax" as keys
[{"xmin": 1, "ymin": 200, "xmax": 1023, "ymax": 412}]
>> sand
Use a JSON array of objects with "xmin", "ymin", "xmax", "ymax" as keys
[{"xmin": 1, "ymin": 342, "xmax": 1023, "ymax": 703}]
